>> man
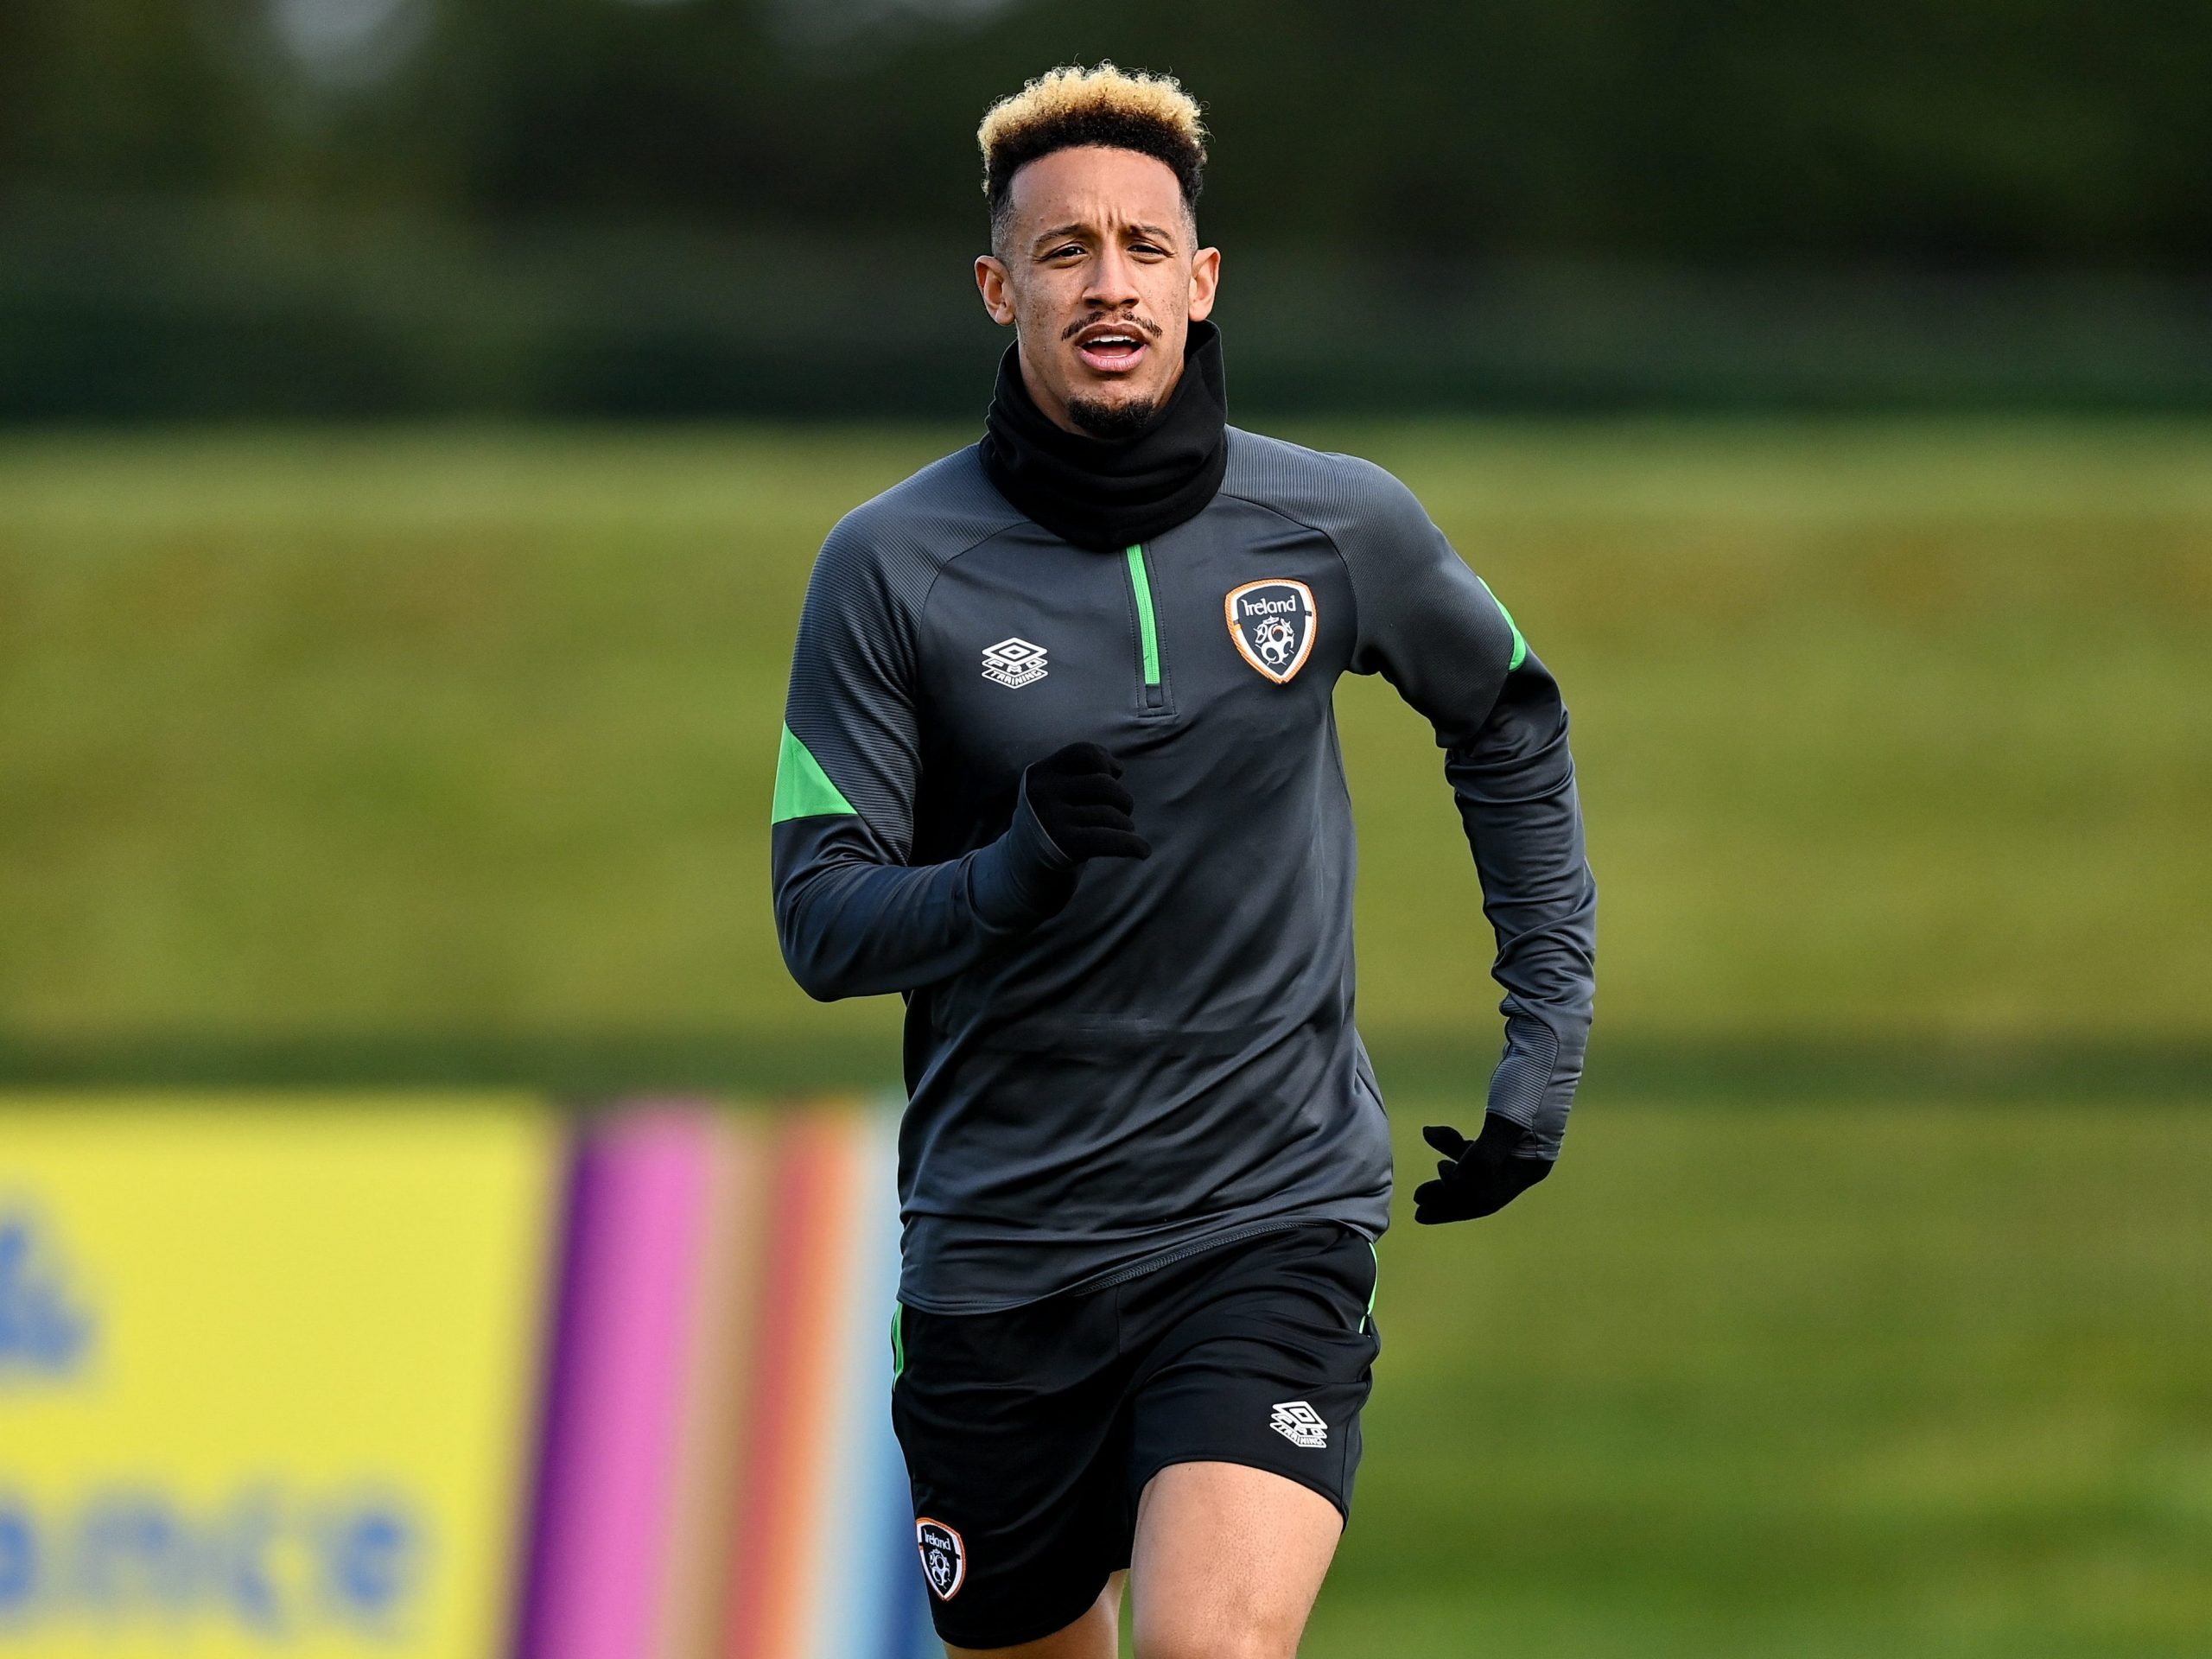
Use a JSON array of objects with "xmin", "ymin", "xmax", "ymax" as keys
[{"xmin": 772, "ymin": 63, "xmax": 1595, "ymax": 1659}]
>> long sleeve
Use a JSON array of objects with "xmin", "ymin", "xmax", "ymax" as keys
[
  {"xmin": 1338, "ymin": 467, "xmax": 1598, "ymax": 1159},
  {"xmin": 772, "ymin": 521, "xmax": 1069, "ymax": 1002},
  {"xmin": 1445, "ymin": 652, "xmax": 1596, "ymax": 1158}
]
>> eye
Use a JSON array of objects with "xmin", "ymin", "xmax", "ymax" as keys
[{"xmin": 1045, "ymin": 243, "xmax": 1084, "ymax": 261}]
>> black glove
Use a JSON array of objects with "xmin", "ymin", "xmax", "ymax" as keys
[
  {"xmin": 1413, "ymin": 1113, "xmax": 1553, "ymax": 1224},
  {"xmin": 1020, "ymin": 742, "xmax": 1150, "ymax": 863}
]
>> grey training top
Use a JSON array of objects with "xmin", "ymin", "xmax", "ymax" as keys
[{"xmin": 772, "ymin": 429, "xmax": 1596, "ymax": 1313}]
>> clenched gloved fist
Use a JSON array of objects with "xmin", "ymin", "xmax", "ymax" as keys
[
  {"xmin": 1413, "ymin": 1113, "xmax": 1553, "ymax": 1224},
  {"xmin": 1020, "ymin": 742, "xmax": 1151, "ymax": 864}
]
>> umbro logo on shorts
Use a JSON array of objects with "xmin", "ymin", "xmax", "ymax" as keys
[
  {"xmin": 916, "ymin": 1516, "xmax": 967, "ymax": 1600},
  {"xmin": 981, "ymin": 637, "xmax": 1049, "ymax": 689},
  {"xmin": 1269, "ymin": 1400, "xmax": 1329, "ymax": 1449}
]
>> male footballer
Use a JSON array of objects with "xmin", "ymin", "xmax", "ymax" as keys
[{"xmin": 772, "ymin": 64, "xmax": 1596, "ymax": 1659}]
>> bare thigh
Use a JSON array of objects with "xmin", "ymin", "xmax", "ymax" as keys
[
  {"xmin": 1128, "ymin": 1461, "xmax": 1344, "ymax": 1659},
  {"xmin": 943, "ymin": 1570, "xmax": 1126, "ymax": 1659}
]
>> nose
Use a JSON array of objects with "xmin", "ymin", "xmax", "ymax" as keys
[{"xmin": 1082, "ymin": 243, "xmax": 1141, "ymax": 311}]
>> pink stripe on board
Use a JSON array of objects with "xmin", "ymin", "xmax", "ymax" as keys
[{"xmin": 525, "ymin": 1109, "xmax": 715, "ymax": 1659}]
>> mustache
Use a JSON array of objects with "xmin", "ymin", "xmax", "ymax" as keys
[{"xmin": 1060, "ymin": 313, "xmax": 1166, "ymax": 342}]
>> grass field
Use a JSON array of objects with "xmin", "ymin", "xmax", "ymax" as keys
[
  {"xmin": 3, "ymin": 423, "xmax": 2209, "ymax": 1058},
  {"xmin": 3, "ymin": 426, "xmax": 2209, "ymax": 1653}
]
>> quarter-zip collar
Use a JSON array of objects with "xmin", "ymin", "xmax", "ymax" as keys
[{"xmin": 979, "ymin": 321, "xmax": 1230, "ymax": 550}]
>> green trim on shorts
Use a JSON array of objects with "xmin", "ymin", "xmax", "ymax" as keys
[{"xmin": 891, "ymin": 1302, "xmax": 906, "ymax": 1380}]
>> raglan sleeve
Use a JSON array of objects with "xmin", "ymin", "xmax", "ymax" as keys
[
  {"xmin": 1338, "ymin": 464, "xmax": 1598, "ymax": 1160},
  {"xmin": 770, "ymin": 518, "xmax": 1076, "ymax": 1001}
]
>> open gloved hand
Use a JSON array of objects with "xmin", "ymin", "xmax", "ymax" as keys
[
  {"xmin": 1020, "ymin": 742, "xmax": 1151, "ymax": 863},
  {"xmin": 1413, "ymin": 1113, "xmax": 1553, "ymax": 1224}
]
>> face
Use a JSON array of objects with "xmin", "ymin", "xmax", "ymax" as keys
[{"xmin": 976, "ymin": 145, "xmax": 1221, "ymax": 438}]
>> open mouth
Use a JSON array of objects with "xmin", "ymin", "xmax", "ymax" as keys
[{"xmin": 1074, "ymin": 325, "xmax": 1149, "ymax": 375}]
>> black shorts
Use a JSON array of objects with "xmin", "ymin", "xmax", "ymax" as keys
[{"xmin": 890, "ymin": 1221, "xmax": 1381, "ymax": 1649}]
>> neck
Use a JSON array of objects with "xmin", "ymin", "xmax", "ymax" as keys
[{"xmin": 1018, "ymin": 342, "xmax": 1188, "ymax": 437}]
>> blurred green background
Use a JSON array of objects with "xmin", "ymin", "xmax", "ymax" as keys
[{"xmin": 5, "ymin": 1, "xmax": 2211, "ymax": 1653}]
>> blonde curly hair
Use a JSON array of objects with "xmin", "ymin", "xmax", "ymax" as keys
[{"xmin": 978, "ymin": 63, "xmax": 1207, "ymax": 235}]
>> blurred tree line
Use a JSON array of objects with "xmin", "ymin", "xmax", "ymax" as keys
[{"xmin": 3, "ymin": 0, "xmax": 2210, "ymax": 418}]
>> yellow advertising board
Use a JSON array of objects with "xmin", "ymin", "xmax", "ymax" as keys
[{"xmin": 0, "ymin": 1096, "xmax": 561, "ymax": 1656}]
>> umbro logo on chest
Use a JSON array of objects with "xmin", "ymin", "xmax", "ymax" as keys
[{"xmin": 980, "ymin": 637, "xmax": 1049, "ymax": 689}]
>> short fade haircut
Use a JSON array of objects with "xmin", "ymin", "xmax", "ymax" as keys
[{"xmin": 978, "ymin": 63, "xmax": 1207, "ymax": 248}]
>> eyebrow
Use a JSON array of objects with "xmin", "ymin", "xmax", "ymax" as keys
[{"xmin": 1029, "ymin": 221, "xmax": 1184, "ymax": 254}]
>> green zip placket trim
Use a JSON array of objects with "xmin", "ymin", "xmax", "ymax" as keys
[
  {"xmin": 1124, "ymin": 544, "xmax": 1161, "ymax": 685},
  {"xmin": 1124, "ymin": 543, "xmax": 1167, "ymax": 712}
]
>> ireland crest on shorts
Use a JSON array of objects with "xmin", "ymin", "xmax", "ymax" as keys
[
  {"xmin": 1224, "ymin": 579, "xmax": 1317, "ymax": 683},
  {"xmin": 916, "ymin": 1517, "xmax": 966, "ymax": 1600}
]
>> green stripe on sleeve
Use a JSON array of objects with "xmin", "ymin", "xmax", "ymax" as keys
[
  {"xmin": 1479, "ymin": 578, "xmax": 1529, "ymax": 672},
  {"xmin": 772, "ymin": 723, "xmax": 858, "ymax": 823}
]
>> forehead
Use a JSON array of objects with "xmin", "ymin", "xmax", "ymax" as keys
[{"xmin": 1004, "ymin": 145, "xmax": 1188, "ymax": 233}]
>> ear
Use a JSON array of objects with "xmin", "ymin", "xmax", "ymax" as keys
[
  {"xmin": 1186, "ymin": 245, "xmax": 1222, "ymax": 324},
  {"xmin": 975, "ymin": 256, "xmax": 1018, "ymax": 327}
]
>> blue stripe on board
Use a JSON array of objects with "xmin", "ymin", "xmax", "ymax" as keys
[
  {"xmin": 810, "ymin": 1105, "xmax": 903, "ymax": 1658},
  {"xmin": 871, "ymin": 1099, "xmax": 937, "ymax": 1659}
]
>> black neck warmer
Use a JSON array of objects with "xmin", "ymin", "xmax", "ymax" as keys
[{"xmin": 979, "ymin": 321, "xmax": 1230, "ymax": 550}]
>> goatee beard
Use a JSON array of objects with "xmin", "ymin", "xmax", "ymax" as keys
[{"xmin": 1066, "ymin": 397, "xmax": 1159, "ymax": 440}]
